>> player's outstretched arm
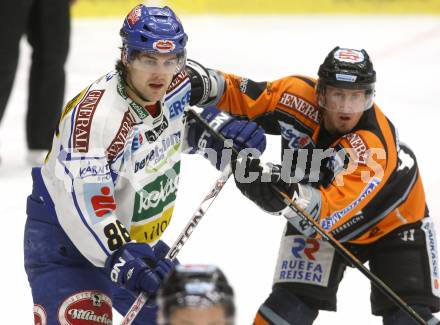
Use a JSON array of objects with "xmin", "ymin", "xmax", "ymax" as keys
[{"xmin": 184, "ymin": 106, "xmax": 266, "ymax": 170}]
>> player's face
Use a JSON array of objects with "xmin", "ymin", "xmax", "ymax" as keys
[
  {"xmin": 320, "ymin": 86, "xmax": 366, "ymax": 134},
  {"xmin": 126, "ymin": 52, "xmax": 178, "ymax": 103},
  {"xmin": 168, "ymin": 305, "xmax": 231, "ymax": 325}
]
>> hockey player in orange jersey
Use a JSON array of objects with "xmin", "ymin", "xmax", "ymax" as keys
[{"xmin": 197, "ymin": 47, "xmax": 440, "ymax": 324}]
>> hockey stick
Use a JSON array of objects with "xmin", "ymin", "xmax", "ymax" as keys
[
  {"xmin": 277, "ymin": 191, "xmax": 438, "ymax": 325},
  {"xmin": 187, "ymin": 108, "xmax": 439, "ymax": 325},
  {"xmin": 120, "ymin": 165, "xmax": 232, "ymax": 325}
]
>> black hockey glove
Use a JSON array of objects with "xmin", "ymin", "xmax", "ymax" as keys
[
  {"xmin": 231, "ymin": 155, "xmax": 298, "ymax": 213},
  {"xmin": 232, "ymin": 155, "xmax": 322, "ymax": 236}
]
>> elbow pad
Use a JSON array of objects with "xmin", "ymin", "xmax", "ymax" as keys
[{"xmin": 186, "ymin": 59, "xmax": 225, "ymax": 106}]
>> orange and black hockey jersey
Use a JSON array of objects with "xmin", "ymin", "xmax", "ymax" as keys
[{"xmin": 216, "ymin": 72, "xmax": 427, "ymax": 244}]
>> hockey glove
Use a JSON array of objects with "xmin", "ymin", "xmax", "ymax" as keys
[
  {"xmin": 232, "ymin": 156, "xmax": 321, "ymax": 236},
  {"xmin": 105, "ymin": 242, "xmax": 176, "ymax": 296},
  {"xmin": 152, "ymin": 240, "xmax": 180, "ymax": 265},
  {"xmin": 186, "ymin": 106, "xmax": 266, "ymax": 170}
]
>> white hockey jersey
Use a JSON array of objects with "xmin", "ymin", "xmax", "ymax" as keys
[{"xmin": 40, "ymin": 70, "xmax": 192, "ymax": 267}]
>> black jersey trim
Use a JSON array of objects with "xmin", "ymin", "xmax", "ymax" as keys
[
  {"xmin": 292, "ymin": 75, "xmax": 316, "ymax": 88},
  {"xmin": 243, "ymin": 79, "xmax": 267, "ymax": 100},
  {"xmin": 253, "ymin": 112, "xmax": 280, "ymax": 135}
]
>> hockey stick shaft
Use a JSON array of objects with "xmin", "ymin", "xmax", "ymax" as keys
[
  {"xmin": 120, "ymin": 166, "xmax": 232, "ymax": 325},
  {"xmin": 188, "ymin": 108, "xmax": 437, "ymax": 325},
  {"xmin": 277, "ymin": 190, "xmax": 435, "ymax": 325}
]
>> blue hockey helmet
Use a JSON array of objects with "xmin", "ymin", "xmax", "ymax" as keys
[{"xmin": 120, "ymin": 5, "xmax": 188, "ymax": 59}]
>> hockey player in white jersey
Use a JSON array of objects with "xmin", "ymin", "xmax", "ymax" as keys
[{"xmin": 24, "ymin": 4, "xmax": 266, "ymax": 325}]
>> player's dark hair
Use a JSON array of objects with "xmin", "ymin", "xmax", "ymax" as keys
[{"xmin": 115, "ymin": 49, "xmax": 141, "ymax": 80}]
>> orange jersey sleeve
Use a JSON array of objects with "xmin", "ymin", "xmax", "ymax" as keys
[{"xmin": 217, "ymin": 73, "xmax": 320, "ymax": 133}]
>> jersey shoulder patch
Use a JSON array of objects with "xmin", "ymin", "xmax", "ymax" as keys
[
  {"xmin": 72, "ymin": 89, "xmax": 106, "ymax": 153},
  {"xmin": 339, "ymin": 130, "xmax": 385, "ymax": 165}
]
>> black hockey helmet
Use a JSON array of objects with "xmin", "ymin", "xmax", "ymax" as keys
[
  {"xmin": 157, "ymin": 264, "xmax": 235, "ymax": 321},
  {"xmin": 317, "ymin": 47, "xmax": 376, "ymax": 112},
  {"xmin": 318, "ymin": 46, "xmax": 376, "ymax": 91}
]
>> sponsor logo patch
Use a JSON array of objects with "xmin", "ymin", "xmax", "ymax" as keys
[
  {"xmin": 167, "ymin": 70, "xmax": 188, "ymax": 93},
  {"xmin": 60, "ymin": 88, "xmax": 88, "ymax": 125},
  {"xmin": 57, "ymin": 88, "xmax": 88, "ymax": 137},
  {"xmin": 83, "ymin": 182, "xmax": 116, "ymax": 224},
  {"xmin": 343, "ymin": 133, "xmax": 369, "ymax": 164},
  {"xmin": 335, "ymin": 73, "xmax": 357, "ymax": 82},
  {"xmin": 330, "ymin": 211, "xmax": 365, "ymax": 237},
  {"xmin": 130, "ymin": 206, "xmax": 174, "ymax": 243},
  {"xmin": 34, "ymin": 304, "xmax": 47, "ymax": 325},
  {"xmin": 169, "ymin": 89, "xmax": 191, "ymax": 120},
  {"xmin": 133, "ymin": 162, "xmax": 180, "ymax": 222},
  {"xmin": 321, "ymin": 177, "xmax": 380, "ymax": 230},
  {"xmin": 127, "ymin": 5, "xmax": 142, "ymax": 28},
  {"xmin": 273, "ymin": 235, "xmax": 334, "ymax": 287},
  {"xmin": 153, "ymin": 40, "xmax": 176, "ymax": 53},
  {"xmin": 79, "ymin": 163, "xmax": 111, "ymax": 180},
  {"xmin": 131, "ymin": 128, "xmax": 143, "ymax": 153},
  {"xmin": 422, "ymin": 219, "xmax": 440, "ymax": 297},
  {"xmin": 73, "ymin": 90, "xmax": 105, "ymax": 152},
  {"xmin": 134, "ymin": 132, "xmax": 181, "ymax": 172},
  {"xmin": 334, "ymin": 49, "xmax": 364, "ymax": 63},
  {"xmin": 279, "ymin": 120, "xmax": 312, "ymax": 148},
  {"xmin": 58, "ymin": 291, "xmax": 112, "ymax": 325},
  {"xmin": 144, "ymin": 115, "xmax": 169, "ymax": 143},
  {"xmin": 278, "ymin": 92, "xmax": 319, "ymax": 123},
  {"xmin": 106, "ymin": 111, "xmax": 135, "ymax": 161},
  {"xmin": 130, "ymin": 102, "xmax": 148, "ymax": 120}
]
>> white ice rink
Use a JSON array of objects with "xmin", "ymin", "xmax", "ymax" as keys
[{"xmin": 1, "ymin": 14, "xmax": 440, "ymax": 324}]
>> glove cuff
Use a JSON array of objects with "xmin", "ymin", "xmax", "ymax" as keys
[{"xmin": 280, "ymin": 183, "xmax": 322, "ymax": 218}]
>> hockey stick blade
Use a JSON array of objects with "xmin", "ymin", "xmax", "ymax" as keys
[{"xmin": 120, "ymin": 165, "xmax": 232, "ymax": 325}]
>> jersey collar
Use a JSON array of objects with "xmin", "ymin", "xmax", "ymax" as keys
[{"xmin": 116, "ymin": 73, "xmax": 165, "ymax": 127}]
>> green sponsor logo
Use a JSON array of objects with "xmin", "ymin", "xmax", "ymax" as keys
[
  {"xmin": 117, "ymin": 75, "xmax": 148, "ymax": 120},
  {"xmin": 130, "ymin": 102, "xmax": 148, "ymax": 120},
  {"xmin": 133, "ymin": 161, "xmax": 180, "ymax": 222},
  {"xmin": 116, "ymin": 75, "xmax": 128, "ymax": 100}
]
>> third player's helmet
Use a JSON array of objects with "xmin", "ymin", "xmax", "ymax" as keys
[
  {"xmin": 120, "ymin": 5, "xmax": 188, "ymax": 65},
  {"xmin": 157, "ymin": 264, "xmax": 235, "ymax": 323}
]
